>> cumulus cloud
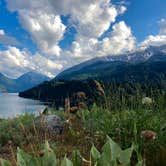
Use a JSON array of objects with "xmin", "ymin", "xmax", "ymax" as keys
[
  {"xmin": 18, "ymin": 10, "xmax": 66, "ymax": 56},
  {"xmin": 5, "ymin": 0, "xmax": 137, "ymax": 77},
  {"xmin": 69, "ymin": 0, "xmax": 118, "ymax": 38},
  {"xmin": 140, "ymin": 18, "xmax": 166, "ymax": 48},
  {"xmin": 0, "ymin": 29, "xmax": 19, "ymax": 46},
  {"xmin": 0, "ymin": 46, "xmax": 64, "ymax": 78},
  {"xmin": 68, "ymin": 21, "xmax": 135, "ymax": 62},
  {"xmin": 7, "ymin": 0, "xmax": 120, "ymax": 47},
  {"xmin": 140, "ymin": 35, "xmax": 166, "ymax": 48},
  {"xmin": 100, "ymin": 21, "xmax": 135, "ymax": 54}
]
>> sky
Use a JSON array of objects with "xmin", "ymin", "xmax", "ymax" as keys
[{"xmin": 0, "ymin": 0, "xmax": 166, "ymax": 78}]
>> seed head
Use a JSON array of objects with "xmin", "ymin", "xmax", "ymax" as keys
[{"xmin": 141, "ymin": 130, "xmax": 156, "ymax": 141}]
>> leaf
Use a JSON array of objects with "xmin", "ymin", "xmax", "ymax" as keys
[
  {"xmin": 41, "ymin": 141, "xmax": 59, "ymax": 166},
  {"xmin": 0, "ymin": 159, "xmax": 12, "ymax": 166},
  {"xmin": 133, "ymin": 121, "xmax": 137, "ymax": 136},
  {"xmin": 136, "ymin": 160, "xmax": 144, "ymax": 166},
  {"xmin": 106, "ymin": 136, "xmax": 121, "ymax": 160},
  {"xmin": 118, "ymin": 147, "xmax": 133, "ymax": 165},
  {"xmin": 133, "ymin": 121, "xmax": 137, "ymax": 142},
  {"xmin": 98, "ymin": 136, "xmax": 121, "ymax": 165},
  {"xmin": 17, "ymin": 141, "xmax": 58, "ymax": 166},
  {"xmin": 90, "ymin": 144, "xmax": 101, "ymax": 162},
  {"xmin": 17, "ymin": 148, "xmax": 39, "ymax": 166},
  {"xmin": 71, "ymin": 150, "xmax": 82, "ymax": 166},
  {"xmin": 61, "ymin": 156, "xmax": 73, "ymax": 166}
]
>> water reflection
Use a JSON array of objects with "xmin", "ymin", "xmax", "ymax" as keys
[{"xmin": 0, "ymin": 93, "xmax": 47, "ymax": 119}]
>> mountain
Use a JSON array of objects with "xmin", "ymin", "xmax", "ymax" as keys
[
  {"xmin": 19, "ymin": 45, "xmax": 166, "ymax": 107},
  {"xmin": 55, "ymin": 45, "xmax": 166, "ymax": 81},
  {"xmin": 0, "ymin": 72, "xmax": 50, "ymax": 93},
  {"xmin": 16, "ymin": 72, "xmax": 50, "ymax": 91},
  {"xmin": 0, "ymin": 73, "xmax": 16, "ymax": 92}
]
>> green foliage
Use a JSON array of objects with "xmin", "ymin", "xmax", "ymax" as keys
[
  {"xmin": 17, "ymin": 148, "xmax": 39, "ymax": 166},
  {"xmin": 0, "ymin": 114, "xmax": 34, "ymax": 145},
  {"xmin": 61, "ymin": 156, "xmax": 73, "ymax": 166},
  {"xmin": 1, "ymin": 81, "xmax": 166, "ymax": 165},
  {"xmin": 90, "ymin": 144, "xmax": 100, "ymax": 162},
  {"xmin": 1, "ymin": 137, "xmax": 142, "ymax": 166},
  {"xmin": 0, "ymin": 159, "xmax": 12, "ymax": 166},
  {"xmin": 96, "ymin": 136, "xmax": 141, "ymax": 166},
  {"xmin": 71, "ymin": 150, "xmax": 82, "ymax": 166}
]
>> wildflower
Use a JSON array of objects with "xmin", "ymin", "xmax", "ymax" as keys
[
  {"xmin": 78, "ymin": 102, "xmax": 86, "ymax": 109},
  {"xmin": 70, "ymin": 106, "xmax": 79, "ymax": 113},
  {"xmin": 142, "ymin": 97, "xmax": 153, "ymax": 105},
  {"xmin": 8, "ymin": 140, "xmax": 12, "ymax": 145},
  {"xmin": 74, "ymin": 92, "xmax": 86, "ymax": 99},
  {"xmin": 141, "ymin": 130, "xmax": 156, "ymax": 141},
  {"xmin": 115, "ymin": 128, "xmax": 121, "ymax": 133}
]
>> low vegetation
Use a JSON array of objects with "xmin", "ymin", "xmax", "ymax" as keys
[
  {"xmin": 0, "ymin": 83, "xmax": 166, "ymax": 165},
  {"xmin": 1, "ymin": 137, "xmax": 143, "ymax": 166}
]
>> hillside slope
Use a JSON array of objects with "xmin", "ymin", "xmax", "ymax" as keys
[
  {"xmin": 55, "ymin": 45, "xmax": 166, "ymax": 81},
  {"xmin": 19, "ymin": 50, "xmax": 166, "ymax": 107}
]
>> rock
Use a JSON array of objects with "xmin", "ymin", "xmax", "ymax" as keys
[{"xmin": 36, "ymin": 115, "xmax": 64, "ymax": 134}]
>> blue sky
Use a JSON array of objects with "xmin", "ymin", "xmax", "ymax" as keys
[{"xmin": 0, "ymin": 0, "xmax": 166, "ymax": 78}]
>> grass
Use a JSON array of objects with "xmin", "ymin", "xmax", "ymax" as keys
[{"xmin": 0, "ymin": 97, "xmax": 166, "ymax": 165}]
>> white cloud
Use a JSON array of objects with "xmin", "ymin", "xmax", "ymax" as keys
[
  {"xmin": 68, "ymin": 21, "xmax": 135, "ymax": 62},
  {"xmin": 5, "ymin": 0, "xmax": 137, "ymax": 77},
  {"xmin": 140, "ymin": 35, "xmax": 166, "ymax": 48},
  {"xmin": 118, "ymin": 6, "xmax": 127, "ymax": 14},
  {"xmin": 0, "ymin": 29, "xmax": 19, "ymax": 45},
  {"xmin": 7, "ymin": 0, "xmax": 119, "ymax": 46},
  {"xmin": 0, "ymin": 29, "xmax": 5, "ymax": 35},
  {"xmin": 159, "ymin": 19, "xmax": 166, "ymax": 35},
  {"xmin": 0, "ymin": 46, "xmax": 63, "ymax": 78},
  {"xmin": 100, "ymin": 21, "xmax": 135, "ymax": 54},
  {"xmin": 19, "ymin": 10, "xmax": 66, "ymax": 56},
  {"xmin": 6, "ymin": 0, "xmax": 126, "ymax": 43},
  {"xmin": 140, "ymin": 18, "xmax": 166, "ymax": 48},
  {"xmin": 70, "ymin": 1, "xmax": 118, "ymax": 38}
]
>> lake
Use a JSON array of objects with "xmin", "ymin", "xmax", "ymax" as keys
[{"xmin": 0, "ymin": 93, "xmax": 47, "ymax": 119}]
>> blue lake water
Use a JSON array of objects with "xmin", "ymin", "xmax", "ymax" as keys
[{"xmin": 0, "ymin": 93, "xmax": 47, "ymax": 119}]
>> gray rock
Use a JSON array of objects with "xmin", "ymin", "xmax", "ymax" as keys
[{"xmin": 36, "ymin": 115, "xmax": 64, "ymax": 134}]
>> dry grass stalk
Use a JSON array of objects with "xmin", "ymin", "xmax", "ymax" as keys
[
  {"xmin": 94, "ymin": 80, "xmax": 105, "ymax": 95},
  {"xmin": 65, "ymin": 98, "xmax": 71, "ymax": 112},
  {"xmin": 9, "ymin": 144, "xmax": 17, "ymax": 166}
]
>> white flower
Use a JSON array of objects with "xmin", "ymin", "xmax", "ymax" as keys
[{"xmin": 142, "ymin": 97, "xmax": 153, "ymax": 105}]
